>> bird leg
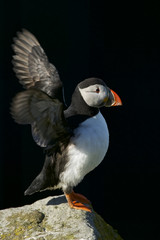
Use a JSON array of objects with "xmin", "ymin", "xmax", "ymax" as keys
[{"xmin": 65, "ymin": 191, "xmax": 92, "ymax": 212}]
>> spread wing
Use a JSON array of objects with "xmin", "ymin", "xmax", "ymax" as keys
[
  {"xmin": 11, "ymin": 89, "xmax": 71, "ymax": 148},
  {"xmin": 12, "ymin": 29, "xmax": 64, "ymax": 103}
]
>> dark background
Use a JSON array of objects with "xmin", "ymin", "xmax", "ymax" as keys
[{"xmin": 1, "ymin": 1, "xmax": 160, "ymax": 239}]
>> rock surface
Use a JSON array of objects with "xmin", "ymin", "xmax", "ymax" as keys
[{"xmin": 0, "ymin": 195, "xmax": 123, "ymax": 240}]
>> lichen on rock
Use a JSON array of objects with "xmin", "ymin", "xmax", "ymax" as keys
[{"xmin": 0, "ymin": 195, "xmax": 123, "ymax": 240}]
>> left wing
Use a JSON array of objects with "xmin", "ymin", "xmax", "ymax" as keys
[{"xmin": 11, "ymin": 89, "xmax": 71, "ymax": 148}]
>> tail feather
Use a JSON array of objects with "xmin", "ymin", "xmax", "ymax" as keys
[
  {"xmin": 24, "ymin": 173, "xmax": 48, "ymax": 195},
  {"xmin": 24, "ymin": 154, "xmax": 60, "ymax": 196}
]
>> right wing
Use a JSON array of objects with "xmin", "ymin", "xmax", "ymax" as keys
[{"xmin": 12, "ymin": 29, "xmax": 64, "ymax": 103}]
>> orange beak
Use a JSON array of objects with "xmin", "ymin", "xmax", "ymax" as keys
[{"xmin": 110, "ymin": 89, "xmax": 122, "ymax": 106}]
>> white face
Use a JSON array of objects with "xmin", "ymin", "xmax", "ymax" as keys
[{"xmin": 79, "ymin": 84, "xmax": 109, "ymax": 108}]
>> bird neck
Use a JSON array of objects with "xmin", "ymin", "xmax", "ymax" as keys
[{"xmin": 67, "ymin": 87, "xmax": 99, "ymax": 117}]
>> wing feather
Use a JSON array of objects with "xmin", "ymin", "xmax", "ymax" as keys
[
  {"xmin": 12, "ymin": 29, "xmax": 64, "ymax": 102},
  {"xmin": 11, "ymin": 89, "xmax": 71, "ymax": 148}
]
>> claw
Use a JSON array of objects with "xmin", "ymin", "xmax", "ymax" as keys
[{"xmin": 65, "ymin": 191, "xmax": 92, "ymax": 212}]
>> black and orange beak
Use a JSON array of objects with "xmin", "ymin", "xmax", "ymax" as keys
[
  {"xmin": 104, "ymin": 88, "xmax": 122, "ymax": 107},
  {"xmin": 110, "ymin": 89, "xmax": 122, "ymax": 106}
]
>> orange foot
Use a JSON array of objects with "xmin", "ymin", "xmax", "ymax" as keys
[{"xmin": 65, "ymin": 191, "xmax": 92, "ymax": 212}]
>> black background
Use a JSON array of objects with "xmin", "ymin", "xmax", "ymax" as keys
[{"xmin": 1, "ymin": 1, "xmax": 160, "ymax": 239}]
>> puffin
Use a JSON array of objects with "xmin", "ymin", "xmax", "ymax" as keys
[{"xmin": 11, "ymin": 29, "xmax": 122, "ymax": 212}]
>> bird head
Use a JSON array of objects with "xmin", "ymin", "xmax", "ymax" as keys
[{"xmin": 78, "ymin": 78, "xmax": 122, "ymax": 108}]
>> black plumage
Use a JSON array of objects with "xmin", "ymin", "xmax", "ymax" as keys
[{"xmin": 11, "ymin": 29, "xmax": 72, "ymax": 194}]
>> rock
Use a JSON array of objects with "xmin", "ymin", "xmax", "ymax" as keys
[{"xmin": 0, "ymin": 195, "xmax": 123, "ymax": 240}]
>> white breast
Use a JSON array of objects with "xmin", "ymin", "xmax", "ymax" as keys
[{"xmin": 59, "ymin": 112, "xmax": 109, "ymax": 191}]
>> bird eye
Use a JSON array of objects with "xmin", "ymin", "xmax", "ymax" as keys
[{"xmin": 95, "ymin": 88, "xmax": 100, "ymax": 93}]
